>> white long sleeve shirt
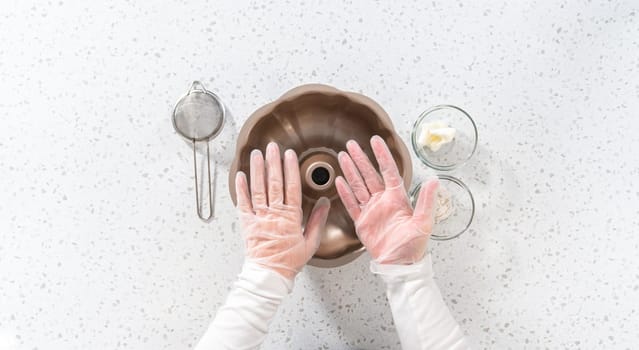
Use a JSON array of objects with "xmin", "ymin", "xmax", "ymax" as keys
[
  {"xmin": 195, "ymin": 255, "xmax": 469, "ymax": 350},
  {"xmin": 370, "ymin": 254, "xmax": 469, "ymax": 349}
]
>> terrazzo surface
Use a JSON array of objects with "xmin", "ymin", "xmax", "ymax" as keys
[{"xmin": 1, "ymin": 1, "xmax": 638, "ymax": 349}]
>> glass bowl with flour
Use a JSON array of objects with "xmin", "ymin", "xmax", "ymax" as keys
[{"xmin": 410, "ymin": 175, "xmax": 475, "ymax": 240}]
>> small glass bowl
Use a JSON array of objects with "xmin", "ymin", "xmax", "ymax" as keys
[
  {"xmin": 411, "ymin": 105, "xmax": 478, "ymax": 171},
  {"xmin": 410, "ymin": 175, "xmax": 475, "ymax": 241}
]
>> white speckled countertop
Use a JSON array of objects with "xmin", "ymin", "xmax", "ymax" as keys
[{"xmin": 1, "ymin": 1, "xmax": 638, "ymax": 349}]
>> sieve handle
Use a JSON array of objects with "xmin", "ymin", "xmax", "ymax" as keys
[
  {"xmin": 193, "ymin": 139, "xmax": 214, "ymax": 221},
  {"xmin": 189, "ymin": 80, "xmax": 206, "ymax": 94}
]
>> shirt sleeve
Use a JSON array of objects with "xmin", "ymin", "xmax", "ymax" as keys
[
  {"xmin": 194, "ymin": 261, "xmax": 293, "ymax": 350},
  {"xmin": 370, "ymin": 254, "xmax": 470, "ymax": 350}
]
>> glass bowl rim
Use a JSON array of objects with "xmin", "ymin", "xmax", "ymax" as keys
[
  {"xmin": 410, "ymin": 174, "xmax": 475, "ymax": 241},
  {"xmin": 411, "ymin": 104, "xmax": 478, "ymax": 171}
]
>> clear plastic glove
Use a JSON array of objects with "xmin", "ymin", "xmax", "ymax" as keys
[
  {"xmin": 335, "ymin": 135, "xmax": 439, "ymax": 265},
  {"xmin": 235, "ymin": 142, "xmax": 331, "ymax": 280}
]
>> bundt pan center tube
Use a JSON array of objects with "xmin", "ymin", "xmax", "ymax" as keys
[{"xmin": 229, "ymin": 84, "xmax": 412, "ymax": 267}]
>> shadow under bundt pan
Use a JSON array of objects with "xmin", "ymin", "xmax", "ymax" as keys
[{"xmin": 229, "ymin": 84, "xmax": 412, "ymax": 267}]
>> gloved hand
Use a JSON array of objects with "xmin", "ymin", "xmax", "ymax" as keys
[
  {"xmin": 235, "ymin": 142, "xmax": 331, "ymax": 280},
  {"xmin": 335, "ymin": 135, "xmax": 439, "ymax": 265}
]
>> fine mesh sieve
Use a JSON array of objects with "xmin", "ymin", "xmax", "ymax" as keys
[{"xmin": 172, "ymin": 81, "xmax": 225, "ymax": 220}]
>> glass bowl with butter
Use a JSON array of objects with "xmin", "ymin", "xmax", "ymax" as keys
[
  {"xmin": 410, "ymin": 175, "xmax": 475, "ymax": 240},
  {"xmin": 411, "ymin": 105, "xmax": 478, "ymax": 171}
]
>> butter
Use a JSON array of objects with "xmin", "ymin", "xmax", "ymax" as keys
[{"xmin": 418, "ymin": 121, "xmax": 456, "ymax": 152}]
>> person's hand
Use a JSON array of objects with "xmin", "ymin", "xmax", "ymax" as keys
[
  {"xmin": 235, "ymin": 142, "xmax": 331, "ymax": 280},
  {"xmin": 335, "ymin": 136, "xmax": 439, "ymax": 265}
]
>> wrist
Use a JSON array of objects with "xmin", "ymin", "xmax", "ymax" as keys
[
  {"xmin": 243, "ymin": 258, "xmax": 298, "ymax": 281},
  {"xmin": 370, "ymin": 254, "xmax": 434, "ymax": 284},
  {"xmin": 240, "ymin": 260, "xmax": 295, "ymax": 295},
  {"xmin": 370, "ymin": 236, "xmax": 428, "ymax": 265},
  {"xmin": 269, "ymin": 266, "xmax": 297, "ymax": 281}
]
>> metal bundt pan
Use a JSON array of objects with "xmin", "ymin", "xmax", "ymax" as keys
[{"xmin": 229, "ymin": 84, "xmax": 412, "ymax": 267}]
